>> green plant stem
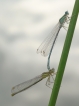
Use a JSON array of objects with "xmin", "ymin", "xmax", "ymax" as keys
[{"xmin": 48, "ymin": 0, "xmax": 79, "ymax": 106}]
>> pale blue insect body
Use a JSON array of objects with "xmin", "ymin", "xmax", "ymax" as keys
[
  {"xmin": 47, "ymin": 11, "xmax": 69, "ymax": 70},
  {"xmin": 37, "ymin": 11, "xmax": 69, "ymax": 71}
]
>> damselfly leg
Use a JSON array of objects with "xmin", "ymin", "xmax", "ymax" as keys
[{"xmin": 45, "ymin": 70, "xmax": 56, "ymax": 89}]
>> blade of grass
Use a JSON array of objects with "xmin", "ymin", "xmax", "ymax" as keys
[{"xmin": 48, "ymin": 0, "xmax": 79, "ymax": 106}]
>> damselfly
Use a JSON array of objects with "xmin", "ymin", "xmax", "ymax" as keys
[
  {"xmin": 11, "ymin": 68, "xmax": 55, "ymax": 96},
  {"xmin": 37, "ymin": 11, "xmax": 70, "ymax": 70}
]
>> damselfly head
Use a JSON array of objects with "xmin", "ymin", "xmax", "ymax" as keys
[
  {"xmin": 65, "ymin": 11, "xmax": 69, "ymax": 15},
  {"xmin": 50, "ymin": 68, "xmax": 55, "ymax": 73}
]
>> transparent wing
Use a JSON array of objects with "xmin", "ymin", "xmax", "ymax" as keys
[
  {"xmin": 11, "ymin": 74, "xmax": 43, "ymax": 96},
  {"xmin": 37, "ymin": 22, "xmax": 61, "ymax": 56}
]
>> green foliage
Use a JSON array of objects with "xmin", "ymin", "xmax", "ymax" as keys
[{"xmin": 48, "ymin": 0, "xmax": 79, "ymax": 106}]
